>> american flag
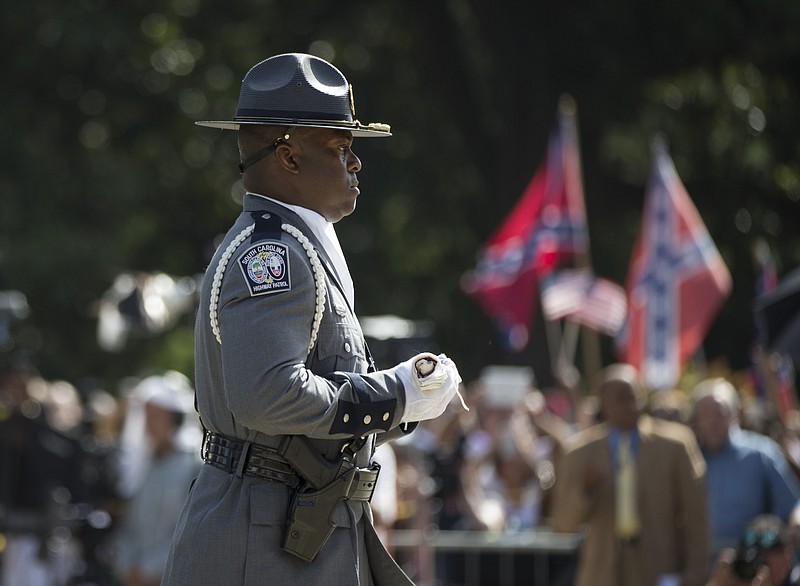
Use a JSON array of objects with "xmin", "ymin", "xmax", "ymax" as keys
[
  {"xmin": 461, "ymin": 98, "xmax": 588, "ymax": 351},
  {"xmin": 615, "ymin": 138, "xmax": 732, "ymax": 390},
  {"xmin": 541, "ymin": 268, "xmax": 627, "ymax": 336}
]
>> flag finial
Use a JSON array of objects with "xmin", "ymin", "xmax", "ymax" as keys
[
  {"xmin": 650, "ymin": 133, "xmax": 670, "ymax": 157},
  {"xmin": 558, "ymin": 94, "xmax": 577, "ymax": 117}
]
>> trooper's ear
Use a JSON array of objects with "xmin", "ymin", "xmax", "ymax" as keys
[{"xmin": 274, "ymin": 142, "xmax": 300, "ymax": 174}]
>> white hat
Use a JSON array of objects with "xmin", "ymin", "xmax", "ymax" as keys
[{"xmin": 134, "ymin": 371, "xmax": 195, "ymax": 414}]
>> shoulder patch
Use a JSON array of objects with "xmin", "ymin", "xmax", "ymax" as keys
[{"xmin": 237, "ymin": 241, "xmax": 291, "ymax": 296}]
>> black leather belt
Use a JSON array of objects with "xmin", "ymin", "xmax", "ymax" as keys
[
  {"xmin": 202, "ymin": 431, "xmax": 380, "ymax": 502},
  {"xmin": 203, "ymin": 431, "xmax": 301, "ymax": 489}
]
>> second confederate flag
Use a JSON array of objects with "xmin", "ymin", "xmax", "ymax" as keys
[
  {"xmin": 461, "ymin": 99, "xmax": 588, "ymax": 351},
  {"xmin": 616, "ymin": 138, "xmax": 732, "ymax": 389}
]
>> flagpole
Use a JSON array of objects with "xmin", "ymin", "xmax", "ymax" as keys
[
  {"xmin": 560, "ymin": 94, "xmax": 603, "ymax": 392},
  {"xmin": 562, "ymin": 319, "xmax": 581, "ymax": 365},
  {"xmin": 545, "ymin": 317, "xmax": 567, "ymax": 372},
  {"xmin": 540, "ymin": 97, "xmax": 573, "ymax": 383}
]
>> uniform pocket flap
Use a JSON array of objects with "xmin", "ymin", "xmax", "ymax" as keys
[{"xmin": 315, "ymin": 324, "xmax": 365, "ymax": 362}]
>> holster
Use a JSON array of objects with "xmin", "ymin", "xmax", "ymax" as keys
[
  {"xmin": 279, "ymin": 435, "xmax": 380, "ymax": 562},
  {"xmin": 281, "ymin": 464, "xmax": 357, "ymax": 562}
]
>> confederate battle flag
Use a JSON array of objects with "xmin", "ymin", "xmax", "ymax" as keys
[
  {"xmin": 461, "ymin": 98, "xmax": 588, "ymax": 351},
  {"xmin": 616, "ymin": 137, "xmax": 732, "ymax": 389}
]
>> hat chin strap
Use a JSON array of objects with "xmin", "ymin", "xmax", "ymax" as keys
[{"xmin": 238, "ymin": 127, "xmax": 294, "ymax": 173}]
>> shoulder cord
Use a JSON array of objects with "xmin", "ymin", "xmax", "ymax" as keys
[{"xmin": 209, "ymin": 223, "xmax": 327, "ymax": 353}]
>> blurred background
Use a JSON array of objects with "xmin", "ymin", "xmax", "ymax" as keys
[{"xmin": 2, "ymin": 0, "xmax": 799, "ymax": 391}]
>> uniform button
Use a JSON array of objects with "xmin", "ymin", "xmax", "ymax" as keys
[
  {"xmin": 343, "ymin": 413, "xmax": 350, "ymax": 423},
  {"xmin": 363, "ymin": 415, "xmax": 372, "ymax": 425},
  {"xmin": 382, "ymin": 412, "xmax": 390, "ymax": 421},
  {"xmin": 344, "ymin": 342, "xmax": 351, "ymax": 353}
]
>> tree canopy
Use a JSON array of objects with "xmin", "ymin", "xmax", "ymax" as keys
[{"xmin": 2, "ymin": 0, "xmax": 799, "ymax": 393}]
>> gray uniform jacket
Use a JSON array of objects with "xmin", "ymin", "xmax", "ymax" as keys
[{"xmin": 162, "ymin": 194, "xmax": 414, "ymax": 586}]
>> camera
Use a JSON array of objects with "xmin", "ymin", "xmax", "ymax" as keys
[{"xmin": 732, "ymin": 545, "xmax": 765, "ymax": 581}]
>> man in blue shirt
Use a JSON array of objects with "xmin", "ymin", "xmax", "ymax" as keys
[{"xmin": 692, "ymin": 377, "xmax": 800, "ymax": 563}]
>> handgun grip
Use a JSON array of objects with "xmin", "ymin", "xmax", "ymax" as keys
[{"xmin": 279, "ymin": 435, "xmax": 342, "ymax": 490}]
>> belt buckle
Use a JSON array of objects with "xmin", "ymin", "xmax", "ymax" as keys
[{"xmin": 202, "ymin": 431, "xmax": 213, "ymax": 462}]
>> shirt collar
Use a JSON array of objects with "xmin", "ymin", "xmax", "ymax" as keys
[
  {"xmin": 609, "ymin": 426, "xmax": 640, "ymax": 457},
  {"xmin": 246, "ymin": 192, "xmax": 329, "ymax": 241},
  {"xmin": 245, "ymin": 192, "xmax": 355, "ymax": 308}
]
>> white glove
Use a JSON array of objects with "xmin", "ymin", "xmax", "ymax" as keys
[{"xmin": 395, "ymin": 352, "xmax": 464, "ymax": 424}]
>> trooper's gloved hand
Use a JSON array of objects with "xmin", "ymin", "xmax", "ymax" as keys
[{"xmin": 394, "ymin": 352, "xmax": 463, "ymax": 423}]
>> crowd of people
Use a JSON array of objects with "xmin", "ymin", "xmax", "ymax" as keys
[
  {"xmin": 4, "ymin": 354, "xmax": 799, "ymax": 585},
  {"xmin": 0, "ymin": 359, "xmax": 202, "ymax": 586},
  {"xmin": 379, "ymin": 360, "xmax": 800, "ymax": 586}
]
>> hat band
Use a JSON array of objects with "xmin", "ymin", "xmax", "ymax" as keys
[{"xmin": 236, "ymin": 109, "xmax": 353, "ymax": 123}]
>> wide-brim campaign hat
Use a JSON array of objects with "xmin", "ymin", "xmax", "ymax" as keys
[{"xmin": 196, "ymin": 53, "xmax": 391, "ymax": 137}]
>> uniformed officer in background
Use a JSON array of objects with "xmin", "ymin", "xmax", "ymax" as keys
[{"xmin": 162, "ymin": 53, "xmax": 463, "ymax": 586}]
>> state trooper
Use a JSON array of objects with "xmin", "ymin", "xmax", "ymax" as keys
[{"xmin": 162, "ymin": 53, "xmax": 464, "ymax": 586}]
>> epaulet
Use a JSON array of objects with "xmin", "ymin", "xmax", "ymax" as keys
[{"xmin": 209, "ymin": 212, "xmax": 326, "ymax": 352}]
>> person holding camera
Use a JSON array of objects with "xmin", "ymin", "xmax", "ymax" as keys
[{"xmin": 708, "ymin": 514, "xmax": 800, "ymax": 586}]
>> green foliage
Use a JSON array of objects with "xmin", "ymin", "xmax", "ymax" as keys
[{"xmin": 2, "ymin": 0, "xmax": 799, "ymax": 391}]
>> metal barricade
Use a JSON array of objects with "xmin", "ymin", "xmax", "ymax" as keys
[{"xmin": 390, "ymin": 528, "xmax": 582, "ymax": 586}]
